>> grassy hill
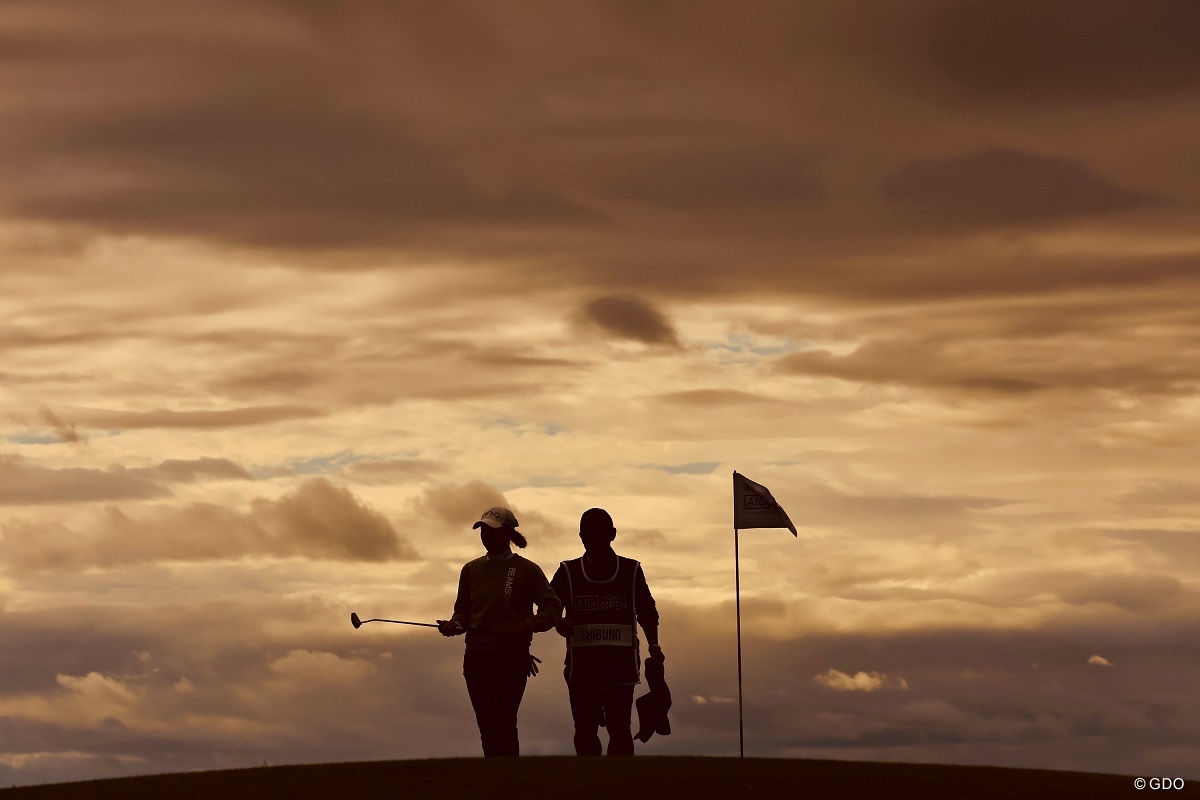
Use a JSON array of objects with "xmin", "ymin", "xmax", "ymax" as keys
[{"xmin": 0, "ymin": 756, "xmax": 1190, "ymax": 800}]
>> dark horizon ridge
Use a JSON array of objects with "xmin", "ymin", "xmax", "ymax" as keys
[{"xmin": 2, "ymin": 755, "xmax": 1190, "ymax": 800}]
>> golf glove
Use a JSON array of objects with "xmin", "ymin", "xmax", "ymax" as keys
[{"xmin": 436, "ymin": 619, "xmax": 464, "ymax": 637}]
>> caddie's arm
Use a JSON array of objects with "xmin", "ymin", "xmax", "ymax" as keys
[
  {"xmin": 635, "ymin": 564, "xmax": 662, "ymax": 656},
  {"xmin": 643, "ymin": 623, "xmax": 659, "ymax": 648}
]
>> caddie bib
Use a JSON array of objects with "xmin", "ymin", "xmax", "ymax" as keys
[{"xmin": 562, "ymin": 555, "xmax": 641, "ymax": 688}]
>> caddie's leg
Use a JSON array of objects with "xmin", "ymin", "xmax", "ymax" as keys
[
  {"xmin": 567, "ymin": 675, "xmax": 603, "ymax": 755},
  {"xmin": 603, "ymin": 684, "xmax": 635, "ymax": 756}
]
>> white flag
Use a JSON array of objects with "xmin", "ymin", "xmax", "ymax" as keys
[{"xmin": 733, "ymin": 471, "xmax": 796, "ymax": 535}]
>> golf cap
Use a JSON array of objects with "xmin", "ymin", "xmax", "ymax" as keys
[
  {"xmin": 580, "ymin": 507, "xmax": 614, "ymax": 532},
  {"xmin": 473, "ymin": 506, "xmax": 519, "ymax": 529}
]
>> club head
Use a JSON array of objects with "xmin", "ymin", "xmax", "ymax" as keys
[{"xmin": 350, "ymin": 612, "xmax": 362, "ymax": 629}]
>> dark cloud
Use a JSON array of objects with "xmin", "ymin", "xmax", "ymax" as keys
[
  {"xmin": 619, "ymin": 528, "xmax": 666, "ymax": 547},
  {"xmin": 649, "ymin": 462, "xmax": 721, "ymax": 476},
  {"xmin": 1105, "ymin": 529, "xmax": 1200, "ymax": 571},
  {"xmin": 12, "ymin": 105, "xmax": 601, "ymax": 247},
  {"xmin": 812, "ymin": 487, "xmax": 1009, "ymax": 535},
  {"xmin": 926, "ymin": 0, "xmax": 1200, "ymax": 102},
  {"xmin": 1, "ymin": 477, "xmax": 416, "ymax": 570},
  {"xmin": 149, "ymin": 457, "xmax": 253, "ymax": 483},
  {"xmin": 881, "ymin": 149, "xmax": 1163, "ymax": 227},
  {"xmin": 1, "ymin": 0, "xmax": 1196, "ymax": 310},
  {"xmin": 653, "ymin": 389, "xmax": 779, "ymax": 406},
  {"xmin": 0, "ymin": 594, "xmax": 475, "ymax": 783},
  {"xmin": 0, "ymin": 455, "xmax": 167, "ymax": 505},
  {"xmin": 250, "ymin": 477, "xmax": 417, "ymax": 561},
  {"xmin": 0, "ymin": 325, "xmax": 116, "ymax": 352},
  {"xmin": 0, "ymin": 3, "xmax": 603, "ymax": 250},
  {"xmin": 1, "ymin": 590, "xmax": 1198, "ymax": 783},
  {"xmin": 344, "ymin": 458, "xmax": 445, "ymax": 485},
  {"xmin": 612, "ymin": 601, "xmax": 1200, "ymax": 774},
  {"xmin": 38, "ymin": 406, "xmax": 84, "ymax": 443},
  {"xmin": 779, "ymin": 342, "xmax": 1044, "ymax": 395},
  {"xmin": 462, "ymin": 350, "xmax": 581, "ymax": 369},
  {"xmin": 776, "ymin": 332, "xmax": 1200, "ymax": 399},
  {"xmin": 609, "ymin": 145, "xmax": 824, "ymax": 210},
  {"xmin": 1116, "ymin": 480, "xmax": 1200, "ymax": 506},
  {"xmin": 410, "ymin": 479, "xmax": 562, "ymax": 542},
  {"xmin": 0, "ymin": 370, "xmax": 91, "ymax": 386},
  {"xmin": 210, "ymin": 368, "xmax": 324, "ymax": 396},
  {"xmin": 0, "ymin": 455, "xmax": 252, "ymax": 506},
  {"xmin": 411, "ymin": 383, "xmax": 545, "ymax": 401},
  {"xmin": 200, "ymin": 328, "xmax": 584, "ymax": 410},
  {"xmin": 72, "ymin": 404, "xmax": 324, "ymax": 430},
  {"xmin": 1051, "ymin": 573, "xmax": 1186, "ymax": 614},
  {"xmin": 576, "ymin": 295, "xmax": 681, "ymax": 347},
  {"xmin": 410, "ymin": 480, "xmax": 511, "ymax": 528}
]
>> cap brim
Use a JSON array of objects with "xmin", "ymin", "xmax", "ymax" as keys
[{"xmin": 473, "ymin": 519, "xmax": 503, "ymax": 529}]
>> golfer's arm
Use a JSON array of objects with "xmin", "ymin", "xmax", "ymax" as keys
[
  {"xmin": 450, "ymin": 565, "xmax": 471, "ymax": 628},
  {"xmin": 527, "ymin": 568, "xmax": 563, "ymax": 633}
]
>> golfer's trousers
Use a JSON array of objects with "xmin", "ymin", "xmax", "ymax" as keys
[
  {"xmin": 463, "ymin": 647, "xmax": 529, "ymax": 757},
  {"xmin": 567, "ymin": 678, "xmax": 635, "ymax": 756}
]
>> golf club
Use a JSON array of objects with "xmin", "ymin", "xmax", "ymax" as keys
[{"xmin": 350, "ymin": 611, "xmax": 439, "ymax": 629}]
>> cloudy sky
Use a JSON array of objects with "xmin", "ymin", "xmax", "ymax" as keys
[{"xmin": 3, "ymin": 0, "xmax": 1200, "ymax": 786}]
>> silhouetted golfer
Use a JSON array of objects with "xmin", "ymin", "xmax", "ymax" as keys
[
  {"xmin": 551, "ymin": 507, "xmax": 661, "ymax": 756},
  {"xmin": 437, "ymin": 506, "xmax": 562, "ymax": 757}
]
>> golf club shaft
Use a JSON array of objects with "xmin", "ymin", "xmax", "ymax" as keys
[{"xmin": 362, "ymin": 618, "xmax": 439, "ymax": 628}]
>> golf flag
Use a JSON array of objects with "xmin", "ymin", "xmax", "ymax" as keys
[{"xmin": 733, "ymin": 471, "xmax": 796, "ymax": 535}]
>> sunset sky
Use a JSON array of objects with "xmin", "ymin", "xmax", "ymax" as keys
[{"xmin": 3, "ymin": 0, "xmax": 1200, "ymax": 786}]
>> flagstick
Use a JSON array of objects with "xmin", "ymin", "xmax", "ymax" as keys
[{"xmin": 735, "ymin": 524, "xmax": 744, "ymax": 758}]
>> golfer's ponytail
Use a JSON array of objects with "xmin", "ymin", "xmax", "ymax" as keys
[{"xmin": 510, "ymin": 530, "xmax": 528, "ymax": 548}]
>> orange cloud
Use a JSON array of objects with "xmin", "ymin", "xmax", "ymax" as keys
[{"xmin": 813, "ymin": 669, "xmax": 909, "ymax": 692}]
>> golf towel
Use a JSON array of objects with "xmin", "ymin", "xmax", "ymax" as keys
[{"xmin": 634, "ymin": 652, "xmax": 671, "ymax": 743}]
